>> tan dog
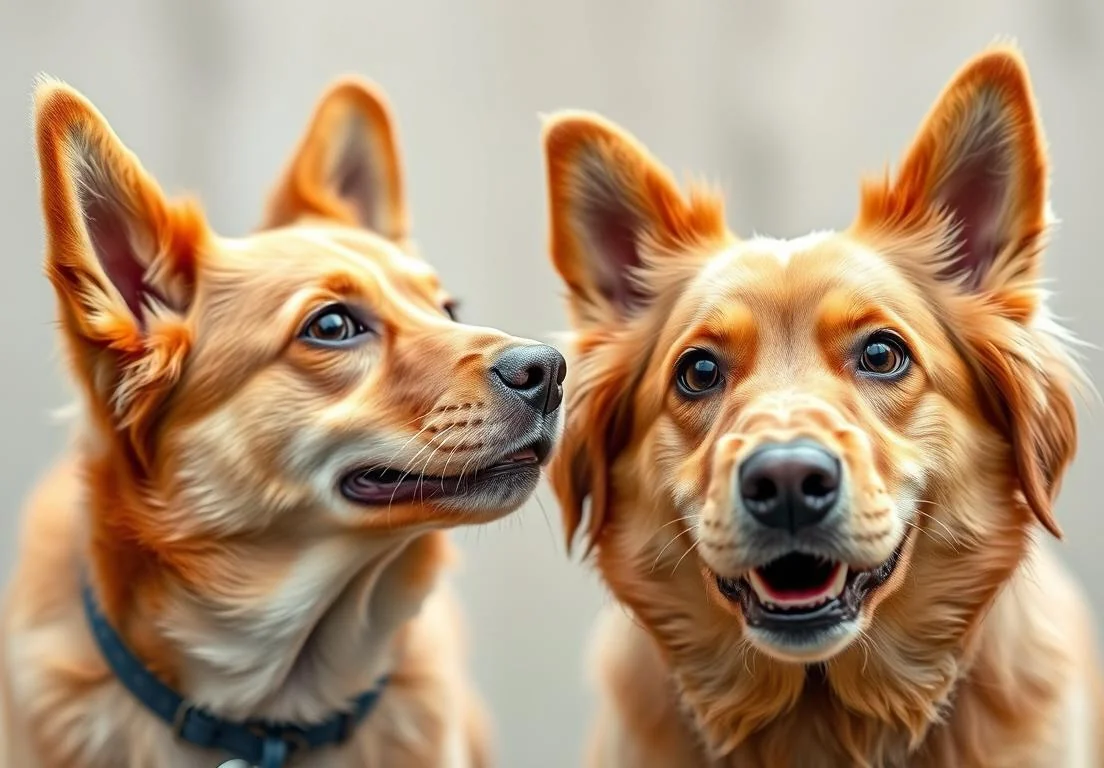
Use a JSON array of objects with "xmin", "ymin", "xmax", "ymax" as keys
[
  {"xmin": 1, "ymin": 76, "xmax": 564, "ymax": 767},
  {"xmin": 543, "ymin": 45, "xmax": 1100, "ymax": 767}
]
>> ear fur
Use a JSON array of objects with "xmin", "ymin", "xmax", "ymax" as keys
[
  {"xmin": 542, "ymin": 111, "xmax": 726, "ymax": 329},
  {"xmin": 262, "ymin": 76, "xmax": 409, "ymax": 239},
  {"xmin": 543, "ymin": 112, "xmax": 726, "ymax": 553},
  {"xmin": 549, "ymin": 341, "xmax": 640, "ymax": 555},
  {"xmin": 854, "ymin": 45, "xmax": 1078, "ymax": 537},
  {"xmin": 856, "ymin": 45, "xmax": 1049, "ymax": 302},
  {"xmin": 34, "ymin": 77, "xmax": 207, "ymax": 466},
  {"xmin": 967, "ymin": 318, "xmax": 1078, "ymax": 538}
]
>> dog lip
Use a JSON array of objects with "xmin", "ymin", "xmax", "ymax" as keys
[
  {"xmin": 462, "ymin": 446, "xmax": 540, "ymax": 479},
  {"xmin": 339, "ymin": 437, "xmax": 549, "ymax": 506},
  {"xmin": 713, "ymin": 535, "xmax": 910, "ymax": 629}
]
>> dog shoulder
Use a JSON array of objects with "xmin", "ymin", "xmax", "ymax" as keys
[
  {"xmin": 1016, "ymin": 543, "xmax": 1102, "ymax": 767},
  {"xmin": 4, "ymin": 454, "xmax": 84, "ymax": 627},
  {"xmin": 584, "ymin": 606, "xmax": 705, "ymax": 766},
  {"xmin": 964, "ymin": 542, "xmax": 1101, "ymax": 766}
]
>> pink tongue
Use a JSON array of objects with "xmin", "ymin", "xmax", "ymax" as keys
[{"xmin": 507, "ymin": 448, "xmax": 537, "ymax": 462}]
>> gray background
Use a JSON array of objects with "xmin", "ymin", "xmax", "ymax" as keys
[{"xmin": 1, "ymin": 2, "xmax": 1101, "ymax": 766}]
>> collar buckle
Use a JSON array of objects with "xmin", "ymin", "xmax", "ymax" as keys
[
  {"xmin": 247, "ymin": 723, "xmax": 310, "ymax": 754},
  {"xmin": 172, "ymin": 701, "xmax": 222, "ymax": 748},
  {"xmin": 171, "ymin": 701, "xmax": 194, "ymax": 739}
]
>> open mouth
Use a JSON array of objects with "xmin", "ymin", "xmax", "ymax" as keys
[
  {"xmin": 714, "ymin": 541, "xmax": 907, "ymax": 632},
  {"xmin": 340, "ymin": 437, "xmax": 551, "ymax": 505}
]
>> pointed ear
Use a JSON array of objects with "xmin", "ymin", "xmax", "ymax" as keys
[
  {"xmin": 857, "ymin": 45, "xmax": 1049, "ymax": 300},
  {"xmin": 542, "ymin": 112, "xmax": 727, "ymax": 329},
  {"xmin": 34, "ymin": 78, "xmax": 207, "ymax": 464},
  {"xmin": 855, "ymin": 47, "xmax": 1075, "ymax": 539},
  {"xmin": 262, "ymin": 76, "xmax": 409, "ymax": 239}
]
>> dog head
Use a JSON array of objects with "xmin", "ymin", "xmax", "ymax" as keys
[
  {"xmin": 544, "ymin": 46, "xmax": 1081, "ymax": 748},
  {"xmin": 36, "ymin": 76, "xmax": 563, "ymax": 540},
  {"xmin": 33, "ymin": 77, "xmax": 564, "ymax": 710}
]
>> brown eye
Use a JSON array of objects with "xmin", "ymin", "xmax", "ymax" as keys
[
  {"xmin": 676, "ymin": 349, "xmax": 722, "ymax": 396},
  {"xmin": 301, "ymin": 304, "xmax": 369, "ymax": 345},
  {"xmin": 858, "ymin": 333, "xmax": 909, "ymax": 378}
]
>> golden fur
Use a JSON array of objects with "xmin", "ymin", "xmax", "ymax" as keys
[
  {"xmin": 1, "ymin": 75, "xmax": 562, "ymax": 767},
  {"xmin": 543, "ymin": 45, "xmax": 1102, "ymax": 766}
]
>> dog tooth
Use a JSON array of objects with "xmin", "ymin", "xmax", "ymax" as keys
[{"xmin": 825, "ymin": 565, "xmax": 848, "ymax": 599}]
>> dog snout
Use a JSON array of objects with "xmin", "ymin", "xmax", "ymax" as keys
[
  {"xmin": 738, "ymin": 439, "xmax": 841, "ymax": 533},
  {"xmin": 490, "ymin": 344, "xmax": 567, "ymax": 416}
]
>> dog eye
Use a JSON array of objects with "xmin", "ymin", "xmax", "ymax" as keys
[
  {"xmin": 443, "ymin": 301, "xmax": 460, "ymax": 322},
  {"xmin": 301, "ymin": 305, "xmax": 370, "ymax": 345},
  {"xmin": 858, "ymin": 334, "xmax": 909, "ymax": 377},
  {"xmin": 676, "ymin": 349, "xmax": 722, "ymax": 396}
]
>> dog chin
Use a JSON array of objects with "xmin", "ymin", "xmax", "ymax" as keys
[
  {"xmin": 433, "ymin": 467, "xmax": 543, "ymax": 515},
  {"xmin": 744, "ymin": 616, "xmax": 863, "ymax": 663}
]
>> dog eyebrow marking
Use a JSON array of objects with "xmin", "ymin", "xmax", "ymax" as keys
[{"xmin": 288, "ymin": 228, "xmax": 440, "ymax": 317}]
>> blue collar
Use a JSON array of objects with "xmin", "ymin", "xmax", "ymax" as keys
[{"xmin": 81, "ymin": 577, "xmax": 389, "ymax": 768}]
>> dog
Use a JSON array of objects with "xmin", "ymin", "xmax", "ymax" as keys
[
  {"xmin": 542, "ymin": 45, "xmax": 1100, "ymax": 767},
  {"xmin": 0, "ymin": 75, "xmax": 564, "ymax": 767}
]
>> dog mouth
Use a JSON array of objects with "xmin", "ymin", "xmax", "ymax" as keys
[
  {"xmin": 714, "ymin": 540, "xmax": 907, "ymax": 633},
  {"xmin": 340, "ymin": 437, "xmax": 551, "ymax": 506}
]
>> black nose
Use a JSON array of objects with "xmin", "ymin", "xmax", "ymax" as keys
[
  {"xmin": 490, "ymin": 344, "xmax": 567, "ymax": 415},
  {"xmin": 738, "ymin": 440, "xmax": 841, "ymax": 533}
]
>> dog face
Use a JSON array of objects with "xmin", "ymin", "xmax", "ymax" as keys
[
  {"xmin": 545, "ymin": 46, "xmax": 1079, "ymax": 745},
  {"xmin": 35, "ymin": 77, "xmax": 563, "ymax": 577}
]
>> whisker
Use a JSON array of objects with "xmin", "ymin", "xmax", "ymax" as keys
[
  {"xmin": 392, "ymin": 427, "xmax": 449, "ymax": 483},
  {"xmin": 385, "ymin": 426, "xmax": 455, "ymax": 518},
  {"xmin": 414, "ymin": 424, "xmax": 461, "ymax": 504},
  {"xmin": 649, "ymin": 514, "xmax": 702, "ymax": 540},
  {"xmin": 857, "ymin": 630, "xmax": 872, "ymax": 674},
  {"xmin": 912, "ymin": 505, "xmax": 962, "ymax": 551},
  {"xmin": 375, "ymin": 419, "xmax": 440, "ymax": 477},
  {"xmin": 454, "ymin": 443, "xmax": 488, "ymax": 490},
  {"xmin": 394, "ymin": 406, "xmax": 441, "ymax": 431},
  {"xmin": 741, "ymin": 638, "xmax": 757, "ymax": 676},
  {"xmin": 534, "ymin": 491, "xmax": 558, "ymax": 547},
  {"xmin": 671, "ymin": 539, "xmax": 700, "ymax": 576},
  {"xmin": 441, "ymin": 421, "xmax": 481, "ymax": 480},
  {"xmin": 650, "ymin": 522, "xmax": 697, "ymax": 574},
  {"xmin": 901, "ymin": 518, "xmax": 954, "ymax": 551}
]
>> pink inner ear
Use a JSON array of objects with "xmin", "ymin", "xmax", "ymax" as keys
[
  {"xmin": 588, "ymin": 205, "xmax": 648, "ymax": 312},
  {"xmin": 334, "ymin": 148, "xmax": 377, "ymax": 231},
  {"xmin": 328, "ymin": 116, "xmax": 385, "ymax": 234},
  {"xmin": 83, "ymin": 195, "xmax": 158, "ymax": 326},
  {"xmin": 937, "ymin": 147, "xmax": 1007, "ymax": 290}
]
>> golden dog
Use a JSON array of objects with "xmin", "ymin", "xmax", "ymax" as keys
[
  {"xmin": 543, "ymin": 45, "xmax": 1099, "ymax": 766},
  {"xmin": 1, "ymin": 76, "xmax": 564, "ymax": 767}
]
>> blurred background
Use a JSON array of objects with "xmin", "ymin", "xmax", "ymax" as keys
[{"xmin": 1, "ymin": 2, "xmax": 1102, "ymax": 766}]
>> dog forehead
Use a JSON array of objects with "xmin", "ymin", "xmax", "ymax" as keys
[
  {"xmin": 214, "ymin": 226, "xmax": 440, "ymax": 296},
  {"xmin": 688, "ymin": 231, "xmax": 902, "ymax": 309},
  {"xmin": 734, "ymin": 231, "xmax": 837, "ymax": 268}
]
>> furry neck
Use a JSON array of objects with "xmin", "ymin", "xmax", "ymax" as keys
[{"xmin": 81, "ymin": 444, "xmax": 445, "ymax": 726}]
